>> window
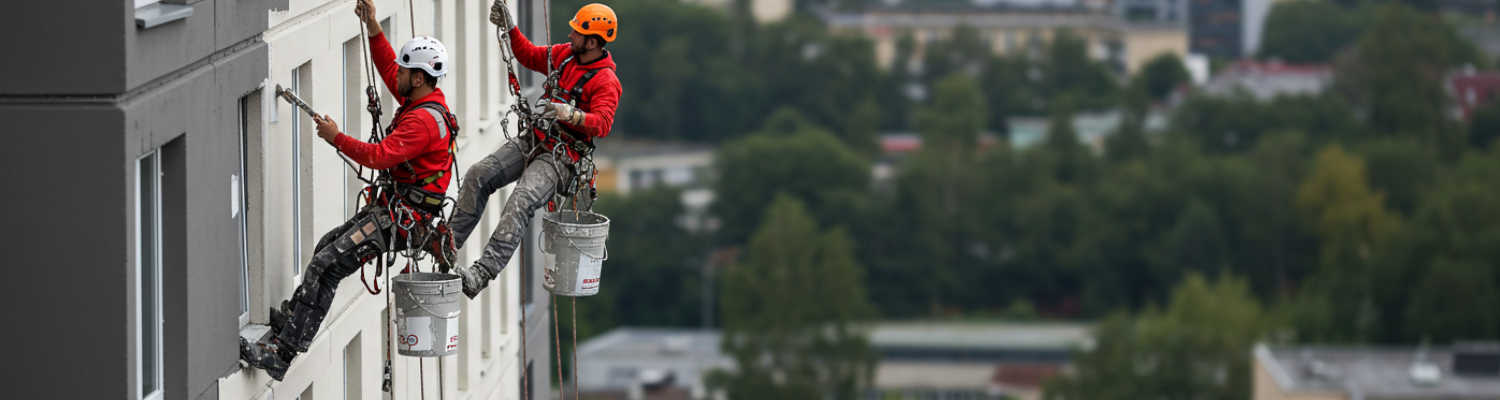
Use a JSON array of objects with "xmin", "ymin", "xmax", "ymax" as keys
[
  {"xmin": 380, "ymin": 18, "xmax": 396, "ymax": 111},
  {"xmin": 453, "ymin": 0, "xmax": 467, "ymax": 120},
  {"xmin": 432, "ymin": 0, "xmax": 442, "ymax": 39},
  {"xmin": 482, "ymin": 286, "xmax": 493, "ymax": 359},
  {"xmin": 343, "ymin": 37, "xmax": 364, "ymax": 218},
  {"xmin": 344, "ymin": 334, "xmax": 362, "ymax": 400},
  {"xmin": 237, "ymin": 93, "xmax": 256, "ymax": 326},
  {"xmin": 291, "ymin": 62, "xmax": 313, "ymax": 278},
  {"xmin": 480, "ymin": 7, "xmax": 494, "ymax": 119},
  {"xmin": 517, "ymin": 0, "xmax": 537, "ymax": 89},
  {"xmin": 136, "ymin": 151, "xmax": 164, "ymax": 400}
]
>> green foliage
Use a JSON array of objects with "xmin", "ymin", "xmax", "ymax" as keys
[
  {"xmin": 1470, "ymin": 98, "xmax": 1500, "ymax": 149},
  {"xmin": 550, "ymin": 0, "xmax": 900, "ymax": 143},
  {"xmin": 1333, "ymin": 3, "xmax": 1482, "ymax": 139},
  {"xmin": 708, "ymin": 195, "xmax": 876, "ymax": 400},
  {"xmin": 711, "ymin": 115, "xmax": 870, "ymax": 245},
  {"xmin": 1169, "ymin": 93, "xmax": 1359, "ymax": 153},
  {"xmin": 1044, "ymin": 273, "xmax": 1270, "ymax": 400},
  {"xmin": 1133, "ymin": 53, "xmax": 1190, "ymax": 101},
  {"xmin": 1257, "ymin": 1, "xmax": 1369, "ymax": 63},
  {"xmin": 1295, "ymin": 145, "xmax": 1401, "ymax": 268},
  {"xmin": 1044, "ymin": 30, "xmax": 1120, "ymax": 111},
  {"xmin": 915, "ymin": 73, "xmax": 988, "ymax": 154}
]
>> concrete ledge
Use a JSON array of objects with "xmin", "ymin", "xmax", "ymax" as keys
[{"xmin": 136, "ymin": 3, "xmax": 193, "ymax": 30}]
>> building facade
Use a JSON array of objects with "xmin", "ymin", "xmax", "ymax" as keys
[
  {"xmin": 2, "ymin": 0, "xmax": 561, "ymax": 398},
  {"xmin": 825, "ymin": 1, "xmax": 1189, "ymax": 75}
]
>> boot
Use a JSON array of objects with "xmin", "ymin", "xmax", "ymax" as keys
[{"xmin": 238, "ymin": 336, "xmax": 291, "ymax": 381}]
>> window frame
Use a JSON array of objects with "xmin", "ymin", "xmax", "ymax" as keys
[
  {"xmin": 290, "ymin": 62, "xmax": 313, "ymax": 283},
  {"xmin": 135, "ymin": 150, "xmax": 165, "ymax": 400},
  {"xmin": 236, "ymin": 94, "xmax": 254, "ymax": 327}
]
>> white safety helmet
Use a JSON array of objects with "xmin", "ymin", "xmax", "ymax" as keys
[{"xmin": 397, "ymin": 36, "xmax": 449, "ymax": 78}]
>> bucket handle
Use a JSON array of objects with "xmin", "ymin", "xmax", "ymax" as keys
[
  {"xmin": 401, "ymin": 287, "xmax": 461, "ymax": 318},
  {"xmin": 542, "ymin": 233, "xmax": 608, "ymax": 261}
]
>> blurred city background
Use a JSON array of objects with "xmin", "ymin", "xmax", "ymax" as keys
[{"xmin": 559, "ymin": 0, "xmax": 1500, "ymax": 399}]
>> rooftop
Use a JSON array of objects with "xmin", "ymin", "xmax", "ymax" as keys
[
  {"xmin": 591, "ymin": 138, "xmax": 716, "ymax": 162},
  {"xmin": 1256, "ymin": 343, "xmax": 1500, "ymax": 399}
]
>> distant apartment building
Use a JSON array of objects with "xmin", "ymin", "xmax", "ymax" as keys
[
  {"xmin": 593, "ymin": 139, "xmax": 718, "ymax": 232},
  {"xmin": 1199, "ymin": 59, "xmax": 1332, "ymax": 100},
  {"xmin": 4, "ymin": 0, "xmax": 560, "ymax": 398},
  {"xmin": 1448, "ymin": 67, "xmax": 1500, "ymax": 121},
  {"xmin": 683, "ymin": 0, "xmax": 794, "ymax": 23},
  {"xmin": 1253, "ymin": 343, "xmax": 1500, "ymax": 400},
  {"xmin": 576, "ymin": 322, "xmax": 1094, "ymax": 400},
  {"xmin": 825, "ymin": 0, "xmax": 1190, "ymax": 75}
]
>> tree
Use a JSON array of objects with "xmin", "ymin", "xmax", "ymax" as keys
[
  {"xmin": 1044, "ymin": 29, "xmax": 1119, "ymax": 111},
  {"xmin": 895, "ymin": 73, "xmax": 992, "ymax": 313},
  {"xmin": 1133, "ymin": 53, "xmax": 1190, "ymax": 102},
  {"xmin": 1105, "ymin": 84, "xmax": 1151, "ymax": 161},
  {"xmin": 1295, "ymin": 145, "xmax": 1401, "ymax": 268},
  {"xmin": 1044, "ymin": 273, "xmax": 1270, "ymax": 400},
  {"xmin": 1333, "ymin": 3, "xmax": 1481, "ymax": 139},
  {"xmin": 708, "ymin": 195, "xmax": 876, "ymax": 399},
  {"xmin": 1287, "ymin": 145, "xmax": 1403, "ymax": 342},
  {"xmin": 711, "ymin": 114, "xmax": 870, "ymax": 245},
  {"xmin": 1040, "ymin": 98, "xmax": 1095, "ymax": 184},
  {"xmin": 1257, "ymin": 1, "xmax": 1368, "ymax": 63},
  {"xmin": 914, "ymin": 73, "xmax": 987, "ymax": 154},
  {"xmin": 1470, "ymin": 98, "xmax": 1500, "ymax": 149}
]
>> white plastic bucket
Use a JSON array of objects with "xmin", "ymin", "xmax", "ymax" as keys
[
  {"xmin": 392, "ymin": 272, "xmax": 462, "ymax": 357},
  {"xmin": 541, "ymin": 210, "xmax": 610, "ymax": 296}
]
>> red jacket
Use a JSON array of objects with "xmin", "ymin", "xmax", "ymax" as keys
[
  {"xmin": 507, "ymin": 27, "xmax": 622, "ymax": 155},
  {"xmin": 333, "ymin": 32, "xmax": 455, "ymax": 194}
]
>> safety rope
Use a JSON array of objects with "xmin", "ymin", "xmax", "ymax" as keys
[{"xmin": 552, "ymin": 295, "xmax": 565, "ymax": 399}]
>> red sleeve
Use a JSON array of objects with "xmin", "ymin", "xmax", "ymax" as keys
[
  {"xmin": 506, "ymin": 27, "xmax": 568, "ymax": 74},
  {"xmin": 569, "ymin": 71, "xmax": 622, "ymax": 138},
  {"xmin": 333, "ymin": 112, "xmax": 433, "ymax": 169},
  {"xmin": 369, "ymin": 32, "xmax": 407, "ymax": 105}
]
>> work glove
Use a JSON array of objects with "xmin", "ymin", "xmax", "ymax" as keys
[
  {"xmin": 543, "ymin": 102, "xmax": 585, "ymax": 126},
  {"xmin": 489, "ymin": 0, "xmax": 512, "ymax": 31}
]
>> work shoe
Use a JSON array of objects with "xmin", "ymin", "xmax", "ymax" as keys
[
  {"xmin": 238, "ymin": 336, "xmax": 291, "ymax": 381},
  {"xmin": 269, "ymin": 301, "xmax": 290, "ymax": 332},
  {"xmin": 456, "ymin": 263, "xmax": 492, "ymax": 299},
  {"xmin": 427, "ymin": 224, "xmax": 458, "ymax": 274}
]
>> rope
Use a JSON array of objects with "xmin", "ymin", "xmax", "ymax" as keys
[
  {"xmin": 521, "ymin": 303, "xmax": 530, "ymax": 400},
  {"xmin": 571, "ymin": 297, "xmax": 579, "ymax": 400},
  {"xmin": 552, "ymin": 295, "xmax": 565, "ymax": 399}
]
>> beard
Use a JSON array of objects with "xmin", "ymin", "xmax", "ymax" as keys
[
  {"xmin": 397, "ymin": 77, "xmax": 413, "ymax": 98},
  {"xmin": 571, "ymin": 44, "xmax": 587, "ymax": 57}
]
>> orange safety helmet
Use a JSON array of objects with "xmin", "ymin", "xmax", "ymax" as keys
[{"xmin": 569, "ymin": 3, "xmax": 618, "ymax": 43}]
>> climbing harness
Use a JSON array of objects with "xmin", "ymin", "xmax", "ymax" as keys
[{"xmin": 493, "ymin": 2, "xmax": 602, "ymax": 398}]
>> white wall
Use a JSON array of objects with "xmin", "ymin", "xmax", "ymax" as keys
[{"xmin": 218, "ymin": 0, "xmax": 529, "ymax": 398}]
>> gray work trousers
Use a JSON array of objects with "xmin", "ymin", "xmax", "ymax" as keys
[{"xmin": 449, "ymin": 137, "xmax": 564, "ymax": 277}]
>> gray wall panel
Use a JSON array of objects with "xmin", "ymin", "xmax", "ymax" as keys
[
  {"xmin": 0, "ymin": 104, "xmax": 127, "ymax": 398},
  {"xmin": 1, "ymin": 1, "xmax": 127, "ymax": 94},
  {"xmin": 126, "ymin": 1, "xmax": 218, "ymax": 92}
]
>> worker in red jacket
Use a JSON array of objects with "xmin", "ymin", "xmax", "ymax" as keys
[
  {"xmin": 239, "ymin": 0, "xmax": 460, "ymax": 381},
  {"xmin": 448, "ymin": 1, "xmax": 623, "ymax": 297}
]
